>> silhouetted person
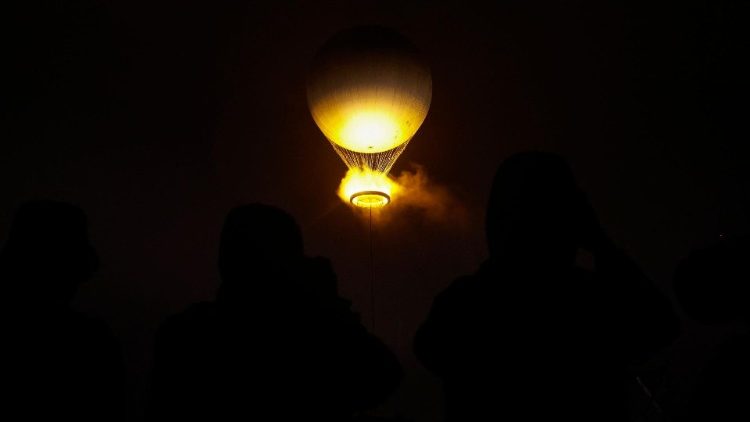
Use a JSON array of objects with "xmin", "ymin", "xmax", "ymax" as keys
[
  {"xmin": 0, "ymin": 200, "xmax": 127, "ymax": 421},
  {"xmin": 148, "ymin": 204, "xmax": 402, "ymax": 421},
  {"xmin": 675, "ymin": 235, "xmax": 750, "ymax": 422},
  {"xmin": 415, "ymin": 152, "xmax": 679, "ymax": 421}
]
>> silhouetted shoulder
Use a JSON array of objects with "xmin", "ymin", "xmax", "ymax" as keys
[
  {"xmin": 162, "ymin": 302, "xmax": 217, "ymax": 326},
  {"xmin": 413, "ymin": 273, "xmax": 489, "ymax": 378},
  {"xmin": 429, "ymin": 275, "xmax": 479, "ymax": 307},
  {"xmin": 154, "ymin": 302, "xmax": 218, "ymax": 347},
  {"xmin": 60, "ymin": 308, "xmax": 121, "ymax": 347},
  {"xmin": 4, "ymin": 307, "xmax": 127, "ymax": 421},
  {"xmin": 4, "ymin": 306, "xmax": 121, "ymax": 355}
]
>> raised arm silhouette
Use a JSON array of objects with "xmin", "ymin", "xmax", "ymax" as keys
[
  {"xmin": 148, "ymin": 203, "xmax": 402, "ymax": 421},
  {"xmin": 414, "ymin": 152, "xmax": 679, "ymax": 421},
  {"xmin": 0, "ymin": 200, "xmax": 127, "ymax": 421}
]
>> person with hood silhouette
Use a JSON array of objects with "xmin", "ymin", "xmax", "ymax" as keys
[{"xmin": 415, "ymin": 152, "xmax": 679, "ymax": 421}]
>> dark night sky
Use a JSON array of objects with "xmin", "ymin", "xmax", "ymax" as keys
[{"xmin": 2, "ymin": 1, "xmax": 747, "ymax": 419}]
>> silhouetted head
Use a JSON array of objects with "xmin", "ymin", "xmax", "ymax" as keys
[
  {"xmin": 486, "ymin": 152, "xmax": 582, "ymax": 268},
  {"xmin": 0, "ymin": 200, "xmax": 99, "ymax": 305},
  {"xmin": 218, "ymin": 204, "xmax": 304, "ymax": 289}
]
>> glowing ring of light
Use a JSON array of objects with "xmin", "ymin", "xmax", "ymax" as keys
[{"xmin": 350, "ymin": 190, "xmax": 391, "ymax": 208}]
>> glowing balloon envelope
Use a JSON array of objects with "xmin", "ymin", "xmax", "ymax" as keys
[{"xmin": 307, "ymin": 26, "xmax": 432, "ymax": 207}]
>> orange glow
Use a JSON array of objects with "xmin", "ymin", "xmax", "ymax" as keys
[{"xmin": 338, "ymin": 168, "xmax": 400, "ymax": 208}]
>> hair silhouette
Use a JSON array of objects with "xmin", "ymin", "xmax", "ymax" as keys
[
  {"xmin": 148, "ymin": 203, "xmax": 402, "ymax": 421},
  {"xmin": 0, "ymin": 200, "xmax": 127, "ymax": 421},
  {"xmin": 415, "ymin": 152, "xmax": 679, "ymax": 421}
]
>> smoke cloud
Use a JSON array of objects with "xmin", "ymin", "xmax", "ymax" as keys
[{"xmin": 350, "ymin": 163, "xmax": 470, "ymax": 228}]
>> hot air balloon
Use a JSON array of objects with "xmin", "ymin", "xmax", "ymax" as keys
[{"xmin": 307, "ymin": 26, "xmax": 432, "ymax": 208}]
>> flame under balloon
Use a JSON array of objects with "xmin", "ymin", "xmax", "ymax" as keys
[{"xmin": 338, "ymin": 168, "xmax": 399, "ymax": 208}]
